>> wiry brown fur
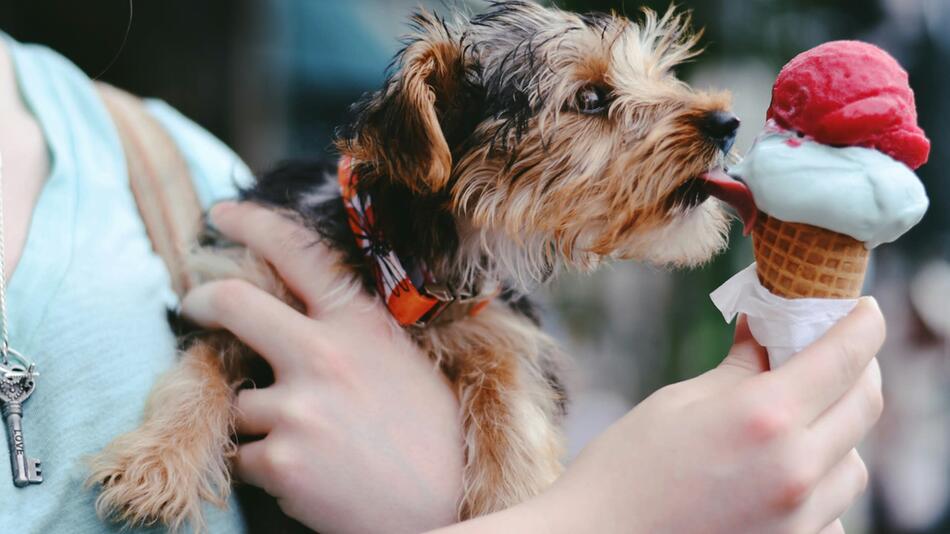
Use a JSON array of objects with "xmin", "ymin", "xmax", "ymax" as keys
[
  {"xmin": 87, "ymin": 334, "xmax": 238, "ymax": 532},
  {"xmin": 450, "ymin": 6, "xmax": 731, "ymax": 288},
  {"xmin": 427, "ymin": 305, "xmax": 564, "ymax": 517},
  {"xmin": 86, "ymin": 248, "xmax": 294, "ymax": 532},
  {"xmin": 87, "ymin": 2, "xmax": 737, "ymax": 531}
]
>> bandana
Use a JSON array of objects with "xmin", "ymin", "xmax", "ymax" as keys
[{"xmin": 338, "ymin": 156, "xmax": 491, "ymax": 326}]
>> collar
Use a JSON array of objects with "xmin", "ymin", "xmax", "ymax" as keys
[{"xmin": 338, "ymin": 156, "xmax": 491, "ymax": 327}]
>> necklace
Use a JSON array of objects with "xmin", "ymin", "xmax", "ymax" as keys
[{"xmin": 0, "ymin": 151, "xmax": 43, "ymax": 487}]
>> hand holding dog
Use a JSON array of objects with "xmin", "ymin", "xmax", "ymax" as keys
[
  {"xmin": 186, "ymin": 202, "xmax": 883, "ymax": 534},
  {"xmin": 183, "ymin": 201, "xmax": 464, "ymax": 534}
]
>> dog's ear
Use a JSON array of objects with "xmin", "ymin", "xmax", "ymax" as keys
[{"xmin": 347, "ymin": 12, "xmax": 465, "ymax": 193}]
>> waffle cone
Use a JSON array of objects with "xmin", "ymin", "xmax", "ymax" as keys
[{"xmin": 752, "ymin": 213, "xmax": 869, "ymax": 299}]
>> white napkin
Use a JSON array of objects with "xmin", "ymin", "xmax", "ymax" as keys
[{"xmin": 710, "ymin": 263, "xmax": 859, "ymax": 368}]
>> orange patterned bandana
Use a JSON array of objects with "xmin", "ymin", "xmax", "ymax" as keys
[{"xmin": 338, "ymin": 156, "xmax": 491, "ymax": 327}]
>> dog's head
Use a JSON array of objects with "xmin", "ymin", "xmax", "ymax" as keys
[{"xmin": 341, "ymin": 1, "xmax": 736, "ymax": 289}]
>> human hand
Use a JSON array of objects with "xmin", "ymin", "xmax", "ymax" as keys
[
  {"xmin": 439, "ymin": 300, "xmax": 885, "ymax": 534},
  {"xmin": 546, "ymin": 300, "xmax": 883, "ymax": 534},
  {"xmin": 182, "ymin": 202, "xmax": 464, "ymax": 534}
]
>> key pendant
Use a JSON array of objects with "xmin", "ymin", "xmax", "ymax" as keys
[{"xmin": 0, "ymin": 358, "xmax": 42, "ymax": 487}]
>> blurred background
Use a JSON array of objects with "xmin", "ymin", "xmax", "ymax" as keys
[{"xmin": 1, "ymin": 0, "xmax": 946, "ymax": 532}]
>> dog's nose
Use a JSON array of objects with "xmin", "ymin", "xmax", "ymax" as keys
[{"xmin": 700, "ymin": 111, "xmax": 740, "ymax": 154}]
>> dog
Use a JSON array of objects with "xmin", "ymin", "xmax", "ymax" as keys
[{"xmin": 86, "ymin": 1, "xmax": 738, "ymax": 531}]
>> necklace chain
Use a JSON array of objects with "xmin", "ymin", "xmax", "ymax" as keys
[{"xmin": 0, "ymin": 151, "xmax": 9, "ymax": 365}]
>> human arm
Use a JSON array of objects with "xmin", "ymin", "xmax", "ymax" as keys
[
  {"xmin": 184, "ymin": 202, "xmax": 884, "ymax": 534},
  {"xmin": 430, "ymin": 299, "xmax": 882, "ymax": 534}
]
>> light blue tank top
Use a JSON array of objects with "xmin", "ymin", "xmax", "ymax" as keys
[{"xmin": 2, "ymin": 35, "xmax": 251, "ymax": 533}]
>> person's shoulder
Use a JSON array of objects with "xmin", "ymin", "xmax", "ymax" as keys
[
  {"xmin": 2, "ymin": 33, "xmax": 89, "ymax": 83},
  {"xmin": 144, "ymin": 99, "xmax": 254, "ymax": 208},
  {"xmin": 1, "ymin": 33, "xmax": 103, "ymax": 113}
]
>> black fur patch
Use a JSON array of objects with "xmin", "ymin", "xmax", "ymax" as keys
[
  {"xmin": 499, "ymin": 287, "xmax": 541, "ymax": 326},
  {"xmin": 238, "ymin": 158, "xmax": 366, "ymax": 278}
]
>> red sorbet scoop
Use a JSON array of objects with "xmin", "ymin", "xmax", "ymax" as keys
[{"xmin": 767, "ymin": 40, "xmax": 930, "ymax": 170}]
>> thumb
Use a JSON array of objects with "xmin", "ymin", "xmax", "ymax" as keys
[{"xmin": 717, "ymin": 315, "xmax": 769, "ymax": 377}]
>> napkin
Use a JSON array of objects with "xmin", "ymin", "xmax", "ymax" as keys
[{"xmin": 710, "ymin": 263, "xmax": 859, "ymax": 368}]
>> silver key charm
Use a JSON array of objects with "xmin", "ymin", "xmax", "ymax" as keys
[{"xmin": 0, "ymin": 360, "xmax": 42, "ymax": 487}]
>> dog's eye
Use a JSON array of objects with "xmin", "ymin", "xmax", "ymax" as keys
[{"xmin": 575, "ymin": 86, "xmax": 608, "ymax": 115}]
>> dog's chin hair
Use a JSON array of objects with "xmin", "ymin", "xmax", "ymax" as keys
[
  {"xmin": 614, "ymin": 199, "xmax": 731, "ymax": 267},
  {"xmin": 453, "ymin": 220, "xmax": 559, "ymax": 295}
]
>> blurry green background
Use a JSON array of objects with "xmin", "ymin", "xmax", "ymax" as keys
[{"xmin": 2, "ymin": 1, "xmax": 947, "ymax": 532}]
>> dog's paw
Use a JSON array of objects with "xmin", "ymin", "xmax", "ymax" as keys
[{"xmin": 85, "ymin": 424, "xmax": 233, "ymax": 534}]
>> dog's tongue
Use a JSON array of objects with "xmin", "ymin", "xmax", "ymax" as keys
[{"xmin": 699, "ymin": 169, "xmax": 758, "ymax": 235}]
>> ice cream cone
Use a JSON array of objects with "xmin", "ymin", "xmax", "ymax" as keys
[
  {"xmin": 752, "ymin": 212, "xmax": 869, "ymax": 299},
  {"xmin": 710, "ymin": 41, "xmax": 928, "ymax": 369}
]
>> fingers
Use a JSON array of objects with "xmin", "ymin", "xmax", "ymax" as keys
[
  {"xmin": 717, "ymin": 314, "xmax": 770, "ymax": 377},
  {"xmin": 234, "ymin": 439, "xmax": 276, "ymax": 495},
  {"xmin": 182, "ymin": 278, "xmax": 319, "ymax": 377},
  {"xmin": 209, "ymin": 201, "xmax": 350, "ymax": 314},
  {"xmin": 808, "ymin": 358, "xmax": 883, "ymax": 474},
  {"xmin": 764, "ymin": 297, "xmax": 885, "ymax": 424},
  {"xmin": 236, "ymin": 387, "xmax": 278, "ymax": 437},
  {"xmin": 801, "ymin": 450, "xmax": 868, "ymax": 533},
  {"xmin": 235, "ymin": 436, "xmax": 304, "ymax": 500},
  {"xmin": 700, "ymin": 315, "xmax": 770, "ymax": 396}
]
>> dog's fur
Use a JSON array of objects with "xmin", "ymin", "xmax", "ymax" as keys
[{"xmin": 86, "ymin": 1, "xmax": 735, "ymax": 531}]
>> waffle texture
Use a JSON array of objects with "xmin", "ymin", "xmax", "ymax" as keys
[{"xmin": 752, "ymin": 213, "xmax": 869, "ymax": 298}]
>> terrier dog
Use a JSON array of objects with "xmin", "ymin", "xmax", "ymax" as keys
[{"xmin": 87, "ymin": 1, "xmax": 738, "ymax": 531}]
